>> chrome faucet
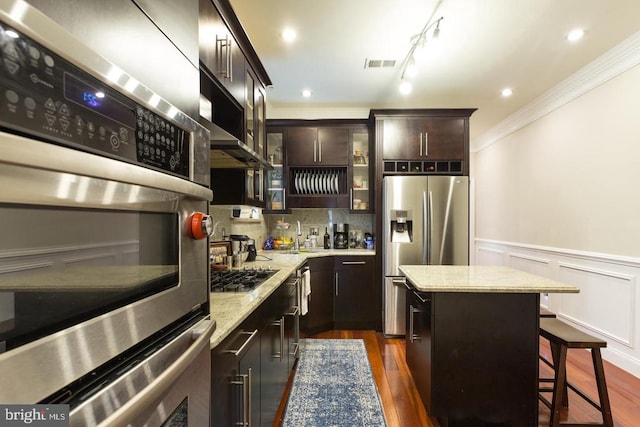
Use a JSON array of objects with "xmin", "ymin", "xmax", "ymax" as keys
[{"xmin": 294, "ymin": 220, "xmax": 301, "ymax": 251}]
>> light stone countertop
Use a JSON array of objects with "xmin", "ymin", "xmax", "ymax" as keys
[
  {"xmin": 399, "ymin": 265, "xmax": 580, "ymax": 294},
  {"xmin": 209, "ymin": 249, "xmax": 374, "ymax": 349}
]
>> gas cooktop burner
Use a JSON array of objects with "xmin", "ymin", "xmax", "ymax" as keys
[{"xmin": 210, "ymin": 268, "xmax": 278, "ymax": 292}]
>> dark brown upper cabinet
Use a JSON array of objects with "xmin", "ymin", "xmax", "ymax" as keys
[
  {"xmin": 382, "ymin": 117, "xmax": 466, "ymax": 160},
  {"xmin": 199, "ymin": 0, "xmax": 246, "ymax": 104},
  {"xmin": 286, "ymin": 127, "xmax": 349, "ymax": 167},
  {"xmin": 372, "ymin": 109, "xmax": 476, "ymax": 176}
]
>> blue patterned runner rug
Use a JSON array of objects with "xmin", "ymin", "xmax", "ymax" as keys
[{"xmin": 283, "ymin": 338, "xmax": 387, "ymax": 426}]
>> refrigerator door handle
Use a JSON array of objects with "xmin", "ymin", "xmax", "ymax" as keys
[
  {"xmin": 428, "ymin": 190, "xmax": 434, "ymax": 263},
  {"xmin": 422, "ymin": 191, "xmax": 428, "ymax": 264}
]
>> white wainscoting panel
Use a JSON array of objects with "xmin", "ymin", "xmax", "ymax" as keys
[
  {"xmin": 509, "ymin": 252, "xmax": 552, "ymax": 277},
  {"xmin": 476, "ymin": 245, "xmax": 506, "ymax": 265},
  {"xmin": 474, "ymin": 238, "xmax": 640, "ymax": 378},
  {"xmin": 557, "ymin": 262, "xmax": 635, "ymax": 348}
]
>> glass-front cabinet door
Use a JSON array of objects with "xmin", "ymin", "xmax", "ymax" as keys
[
  {"xmin": 245, "ymin": 71, "xmax": 255, "ymax": 151},
  {"xmin": 255, "ymin": 86, "xmax": 265, "ymax": 160},
  {"xmin": 266, "ymin": 130, "xmax": 285, "ymax": 212},
  {"xmin": 351, "ymin": 129, "xmax": 370, "ymax": 212},
  {"xmin": 254, "ymin": 86, "xmax": 266, "ymax": 204}
]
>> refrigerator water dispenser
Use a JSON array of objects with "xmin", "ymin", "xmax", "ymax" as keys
[{"xmin": 390, "ymin": 210, "xmax": 413, "ymax": 243}]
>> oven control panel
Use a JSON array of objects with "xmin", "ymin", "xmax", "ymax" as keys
[{"xmin": 0, "ymin": 22, "xmax": 189, "ymax": 178}]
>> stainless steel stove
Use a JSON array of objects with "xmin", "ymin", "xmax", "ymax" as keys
[{"xmin": 210, "ymin": 268, "xmax": 278, "ymax": 292}]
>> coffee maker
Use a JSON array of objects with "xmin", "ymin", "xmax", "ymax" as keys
[{"xmin": 333, "ymin": 223, "xmax": 349, "ymax": 249}]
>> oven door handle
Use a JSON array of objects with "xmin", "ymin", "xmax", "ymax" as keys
[{"xmin": 97, "ymin": 318, "xmax": 216, "ymax": 427}]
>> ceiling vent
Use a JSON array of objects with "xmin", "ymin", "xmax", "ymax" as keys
[{"xmin": 364, "ymin": 58, "xmax": 396, "ymax": 69}]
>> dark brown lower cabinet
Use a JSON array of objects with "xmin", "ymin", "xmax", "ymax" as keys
[
  {"xmin": 301, "ymin": 256, "xmax": 376, "ymax": 335},
  {"xmin": 300, "ymin": 257, "xmax": 334, "ymax": 335},
  {"xmin": 405, "ymin": 287, "xmax": 540, "ymax": 427},
  {"xmin": 211, "ymin": 277, "xmax": 296, "ymax": 426},
  {"xmin": 210, "ymin": 325, "xmax": 261, "ymax": 427},
  {"xmin": 334, "ymin": 256, "xmax": 376, "ymax": 329},
  {"xmin": 260, "ymin": 298, "xmax": 287, "ymax": 426}
]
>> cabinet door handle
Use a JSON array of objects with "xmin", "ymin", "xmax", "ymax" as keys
[
  {"xmin": 272, "ymin": 318, "xmax": 284, "ymax": 360},
  {"xmin": 289, "ymin": 342, "xmax": 300, "ymax": 358},
  {"xmin": 247, "ymin": 367, "xmax": 252, "ymax": 426},
  {"xmin": 216, "ymin": 34, "xmax": 232, "ymax": 80},
  {"xmin": 275, "ymin": 316, "xmax": 285, "ymax": 361},
  {"xmin": 227, "ymin": 35, "xmax": 233, "ymax": 81},
  {"xmin": 342, "ymin": 261, "xmax": 366, "ymax": 265},
  {"xmin": 350, "ymin": 188, "xmax": 353, "ymax": 210},
  {"xmin": 335, "ymin": 272, "xmax": 339, "ymax": 296},
  {"xmin": 424, "ymin": 131, "xmax": 428, "ymax": 157},
  {"xmin": 318, "ymin": 139, "xmax": 322, "ymax": 162},
  {"xmin": 419, "ymin": 132, "xmax": 423, "ymax": 157},
  {"xmin": 231, "ymin": 372, "xmax": 249, "ymax": 426},
  {"xmin": 223, "ymin": 329, "xmax": 258, "ymax": 356},
  {"xmin": 313, "ymin": 140, "xmax": 317, "ymax": 162},
  {"xmin": 409, "ymin": 305, "xmax": 422, "ymax": 343},
  {"xmin": 413, "ymin": 290, "xmax": 431, "ymax": 304}
]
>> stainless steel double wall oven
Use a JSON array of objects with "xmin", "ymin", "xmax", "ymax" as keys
[{"xmin": 0, "ymin": 1, "xmax": 214, "ymax": 425}]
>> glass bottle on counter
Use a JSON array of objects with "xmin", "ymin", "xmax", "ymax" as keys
[{"xmin": 323, "ymin": 227, "xmax": 331, "ymax": 249}]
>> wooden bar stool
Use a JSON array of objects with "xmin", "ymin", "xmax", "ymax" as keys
[{"xmin": 538, "ymin": 318, "xmax": 614, "ymax": 427}]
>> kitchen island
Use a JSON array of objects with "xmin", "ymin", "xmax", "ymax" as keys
[{"xmin": 399, "ymin": 265, "xmax": 579, "ymax": 427}]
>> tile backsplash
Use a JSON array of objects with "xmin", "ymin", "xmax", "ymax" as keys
[
  {"xmin": 209, "ymin": 206, "xmax": 374, "ymax": 249},
  {"xmin": 209, "ymin": 206, "xmax": 267, "ymax": 243}
]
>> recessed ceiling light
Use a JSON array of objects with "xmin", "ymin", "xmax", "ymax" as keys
[
  {"xmin": 5, "ymin": 30, "xmax": 19, "ymax": 39},
  {"xmin": 399, "ymin": 80, "xmax": 412, "ymax": 95},
  {"xmin": 282, "ymin": 28, "xmax": 297, "ymax": 43},
  {"xmin": 566, "ymin": 28, "xmax": 584, "ymax": 42},
  {"xmin": 500, "ymin": 88, "xmax": 513, "ymax": 97},
  {"xmin": 301, "ymin": 89, "xmax": 312, "ymax": 98}
]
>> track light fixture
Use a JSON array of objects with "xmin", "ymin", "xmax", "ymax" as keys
[{"xmin": 399, "ymin": 16, "xmax": 444, "ymax": 95}]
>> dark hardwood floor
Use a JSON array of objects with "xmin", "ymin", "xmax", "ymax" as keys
[{"xmin": 273, "ymin": 330, "xmax": 640, "ymax": 427}]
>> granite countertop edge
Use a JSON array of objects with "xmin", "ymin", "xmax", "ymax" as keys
[
  {"xmin": 399, "ymin": 265, "xmax": 580, "ymax": 294},
  {"xmin": 209, "ymin": 249, "xmax": 375, "ymax": 349}
]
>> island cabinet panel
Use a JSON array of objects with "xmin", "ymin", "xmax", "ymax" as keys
[
  {"xmin": 333, "ymin": 256, "xmax": 376, "ymax": 329},
  {"xmin": 382, "ymin": 117, "xmax": 466, "ymax": 161},
  {"xmin": 301, "ymin": 257, "xmax": 334, "ymax": 335},
  {"xmin": 286, "ymin": 127, "xmax": 349, "ymax": 166},
  {"xmin": 406, "ymin": 289, "xmax": 541, "ymax": 426},
  {"xmin": 405, "ymin": 290, "xmax": 432, "ymax": 412}
]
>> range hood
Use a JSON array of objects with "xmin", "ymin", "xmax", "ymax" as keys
[
  {"xmin": 207, "ymin": 124, "xmax": 272, "ymax": 169},
  {"xmin": 200, "ymin": 95, "xmax": 272, "ymax": 170}
]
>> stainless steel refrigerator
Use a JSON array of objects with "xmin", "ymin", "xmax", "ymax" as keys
[{"xmin": 383, "ymin": 175, "xmax": 469, "ymax": 336}]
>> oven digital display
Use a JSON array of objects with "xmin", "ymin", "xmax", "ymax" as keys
[{"xmin": 63, "ymin": 72, "xmax": 136, "ymax": 129}]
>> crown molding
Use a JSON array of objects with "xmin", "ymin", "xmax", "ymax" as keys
[{"xmin": 473, "ymin": 30, "xmax": 640, "ymax": 152}]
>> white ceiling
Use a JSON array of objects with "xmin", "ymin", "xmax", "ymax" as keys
[{"xmin": 228, "ymin": 0, "xmax": 640, "ymax": 141}]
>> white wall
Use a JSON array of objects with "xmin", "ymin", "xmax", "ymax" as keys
[{"xmin": 472, "ymin": 39, "xmax": 640, "ymax": 377}]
